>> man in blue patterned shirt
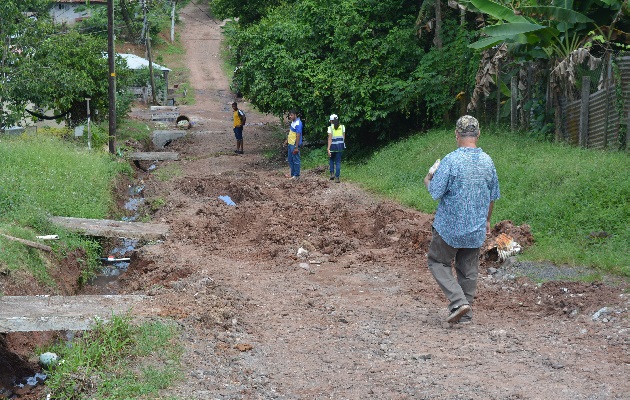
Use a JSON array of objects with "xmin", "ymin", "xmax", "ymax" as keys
[{"xmin": 423, "ymin": 115, "xmax": 500, "ymax": 324}]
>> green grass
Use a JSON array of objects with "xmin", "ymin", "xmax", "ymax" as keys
[
  {"xmin": 0, "ymin": 134, "xmax": 131, "ymax": 281},
  {"xmin": 310, "ymin": 126, "xmax": 629, "ymax": 276},
  {"xmin": 154, "ymin": 163, "xmax": 183, "ymax": 181},
  {"xmin": 42, "ymin": 314, "xmax": 183, "ymax": 399},
  {"xmin": 116, "ymin": 118, "xmax": 153, "ymax": 143}
]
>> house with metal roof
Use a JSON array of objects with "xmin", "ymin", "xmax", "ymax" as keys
[{"xmin": 118, "ymin": 53, "xmax": 172, "ymax": 104}]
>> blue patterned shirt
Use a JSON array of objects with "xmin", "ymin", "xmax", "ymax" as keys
[{"xmin": 428, "ymin": 147, "xmax": 500, "ymax": 248}]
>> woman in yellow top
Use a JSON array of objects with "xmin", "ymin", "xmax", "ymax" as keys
[{"xmin": 327, "ymin": 114, "xmax": 345, "ymax": 183}]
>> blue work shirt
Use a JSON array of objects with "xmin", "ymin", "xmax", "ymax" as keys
[{"xmin": 428, "ymin": 147, "xmax": 500, "ymax": 248}]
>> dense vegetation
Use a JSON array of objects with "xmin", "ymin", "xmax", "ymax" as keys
[
  {"xmin": 214, "ymin": 0, "xmax": 628, "ymax": 146},
  {"xmin": 218, "ymin": 0, "xmax": 479, "ymax": 146},
  {"xmin": 0, "ymin": 0, "xmax": 179, "ymax": 129}
]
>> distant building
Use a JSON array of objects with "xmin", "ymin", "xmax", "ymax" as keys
[
  {"xmin": 50, "ymin": 0, "xmax": 107, "ymax": 26},
  {"xmin": 118, "ymin": 53, "xmax": 172, "ymax": 103}
]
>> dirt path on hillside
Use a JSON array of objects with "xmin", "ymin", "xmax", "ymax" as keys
[
  {"xmin": 2, "ymin": 3, "xmax": 627, "ymax": 399},
  {"xmin": 120, "ymin": 4, "xmax": 630, "ymax": 399}
]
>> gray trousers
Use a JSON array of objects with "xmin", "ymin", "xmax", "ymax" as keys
[{"xmin": 427, "ymin": 227, "xmax": 479, "ymax": 312}]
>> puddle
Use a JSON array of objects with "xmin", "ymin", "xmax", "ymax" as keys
[
  {"xmin": 89, "ymin": 238, "xmax": 138, "ymax": 291},
  {"xmin": 16, "ymin": 372, "xmax": 47, "ymax": 387},
  {"xmin": 122, "ymin": 184, "xmax": 145, "ymax": 221}
]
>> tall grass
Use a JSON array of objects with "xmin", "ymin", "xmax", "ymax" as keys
[
  {"xmin": 43, "ymin": 314, "xmax": 183, "ymax": 399},
  {"xmin": 0, "ymin": 134, "xmax": 131, "ymax": 282},
  {"xmin": 337, "ymin": 127, "xmax": 629, "ymax": 276}
]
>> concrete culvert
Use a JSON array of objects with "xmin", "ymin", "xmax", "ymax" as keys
[{"xmin": 176, "ymin": 115, "xmax": 192, "ymax": 129}]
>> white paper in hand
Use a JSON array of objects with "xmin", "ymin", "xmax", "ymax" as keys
[{"xmin": 429, "ymin": 159, "xmax": 441, "ymax": 174}]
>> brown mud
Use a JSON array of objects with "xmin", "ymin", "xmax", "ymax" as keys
[{"xmin": 1, "ymin": 3, "xmax": 628, "ymax": 399}]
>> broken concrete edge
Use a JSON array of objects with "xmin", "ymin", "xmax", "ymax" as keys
[
  {"xmin": 0, "ymin": 295, "xmax": 163, "ymax": 332},
  {"xmin": 127, "ymin": 152, "xmax": 180, "ymax": 161},
  {"xmin": 0, "ymin": 315, "xmax": 163, "ymax": 333},
  {"xmin": 49, "ymin": 216, "xmax": 169, "ymax": 240}
]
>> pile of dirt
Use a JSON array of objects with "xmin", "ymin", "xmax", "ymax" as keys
[{"xmin": 1, "ymin": 3, "xmax": 628, "ymax": 398}]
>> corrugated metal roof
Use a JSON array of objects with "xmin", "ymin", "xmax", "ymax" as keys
[{"xmin": 118, "ymin": 53, "xmax": 171, "ymax": 72}]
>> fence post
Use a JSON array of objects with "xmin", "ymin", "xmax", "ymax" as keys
[
  {"xmin": 496, "ymin": 61, "xmax": 501, "ymax": 126},
  {"xmin": 603, "ymin": 54, "xmax": 612, "ymax": 149},
  {"xmin": 579, "ymin": 76, "xmax": 591, "ymax": 148},
  {"xmin": 511, "ymin": 75, "xmax": 518, "ymax": 131}
]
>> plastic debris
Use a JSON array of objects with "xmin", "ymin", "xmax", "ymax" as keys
[
  {"xmin": 36, "ymin": 235, "xmax": 59, "ymax": 240},
  {"xmin": 39, "ymin": 352, "xmax": 58, "ymax": 367},
  {"xmin": 495, "ymin": 233, "xmax": 521, "ymax": 261},
  {"xmin": 218, "ymin": 195, "xmax": 236, "ymax": 206}
]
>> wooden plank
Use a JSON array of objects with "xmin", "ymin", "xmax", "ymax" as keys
[
  {"xmin": 50, "ymin": 216, "xmax": 169, "ymax": 240},
  {"xmin": 0, "ymin": 233, "xmax": 52, "ymax": 252},
  {"xmin": 0, "ymin": 295, "xmax": 161, "ymax": 332},
  {"xmin": 128, "ymin": 152, "xmax": 180, "ymax": 161}
]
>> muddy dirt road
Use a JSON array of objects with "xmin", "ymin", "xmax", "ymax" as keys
[
  {"xmin": 2, "ymin": 2, "xmax": 629, "ymax": 399},
  {"xmin": 121, "ymin": 4, "xmax": 630, "ymax": 398}
]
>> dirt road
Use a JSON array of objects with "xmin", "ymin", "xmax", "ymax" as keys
[
  {"xmin": 116, "ymin": 4, "xmax": 630, "ymax": 399},
  {"xmin": 2, "ymin": 3, "xmax": 628, "ymax": 399}
]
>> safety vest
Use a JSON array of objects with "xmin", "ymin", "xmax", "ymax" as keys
[{"xmin": 328, "ymin": 124, "xmax": 345, "ymax": 152}]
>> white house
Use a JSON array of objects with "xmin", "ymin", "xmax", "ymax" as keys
[
  {"xmin": 50, "ymin": 0, "xmax": 107, "ymax": 26},
  {"xmin": 118, "ymin": 53, "xmax": 172, "ymax": 103}
]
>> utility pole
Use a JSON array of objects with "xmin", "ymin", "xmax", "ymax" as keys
[
  {"xmin": 147, "ymin": 30, "xmax": 157, "ymax": 104},
  {"xmin": 171, "ymin": 0, "xmax": 176, "ymax": 43},
  {"xmin": 86, "ymin": 97, "xmax": 91, "ymax": 150},
  {"xmin": 107, "ymin": 0, "xmax": 116, "ymax": 154},
  {"xmin": 140, "ymin": 0, "xmax": 147, "ymax": 44}
]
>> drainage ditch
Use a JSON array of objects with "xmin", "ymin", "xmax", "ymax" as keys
[{"xmin": 1, "ymin": 180, "xmax": 150, "ymax": 397}]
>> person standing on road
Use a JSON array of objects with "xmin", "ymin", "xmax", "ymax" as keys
[
  {"xmin": 285, "ymin": 110, "xmax": 303, "ymax": 180},
  {"xmin": 232, "ymin": 102, "xmax": 246, "ymax": 154},
  {"xmin": 423, "ymin": 115, "xmax": 500, "ymax": 324},
  {"xmin": 327, "ymin": 114, "xmax": 345, "ymax": 183}
]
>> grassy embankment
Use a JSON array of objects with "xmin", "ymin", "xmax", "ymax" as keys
[
  {"xmin": 0, "ymin": 8, "xmax": 190, "ymax": 397},
  {"xmin": 0, "ymin": 134, "xmax": 130, "ymax": 285},
  {"xmin": 304, "ymin": 127, "xmax": 629, "ymax": 277}
]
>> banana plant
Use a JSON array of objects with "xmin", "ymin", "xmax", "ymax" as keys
[{"xmin": 467, "ymin": 0, "xmax": 625, "ymax": 58}]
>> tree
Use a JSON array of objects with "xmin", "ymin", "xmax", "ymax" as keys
[
  {"xmin": 224, "ymin": 0, "xmax": 483, "ymax": 144},
  {"xmin": 3, "ymin": 23, "xmax": 131, "ymax": 128},
  {"xmin": 210, "ymin": 0, "xmax": 283, "ymax": 25},
  {"xmin": 0, "ymin": 0, "xmax": 53, "ymax": 128}
]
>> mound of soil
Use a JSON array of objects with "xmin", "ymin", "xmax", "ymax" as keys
[{"xmin": 1, "ymin": 3, "xmax": 628, "ymax": 399}]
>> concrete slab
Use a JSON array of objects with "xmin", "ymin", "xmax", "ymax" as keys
[
  {"xmin": 152, "ymin": 130, "xmax": 187, "ymax": 148},
  {"xmin": 0, "ymin": 295, "xmax": 161, "ymax": 332},
  {"xmin": 128, "ymin": 152, "xmax": 180, "ymax": 161},
  {"xmin": 151, "ymin": 112, "xmax": 179, "ymax": 122},
  {"xmin": 150, "ymin": 105, "xmax": 179, "ymax": 111},
  {"xmin": 50, "ymin": 217, "xmax": 169, "ymax": 240}
]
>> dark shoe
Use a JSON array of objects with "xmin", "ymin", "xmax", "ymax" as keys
[
  {"xmin": 335, "ymin": 177, "xmax": 340, "ymax": 183},
  {"xmin": 238, "ymin": 150, "xmax": 244, "ymax": 154},
  {"xmin": 234, "ymin": 150, "xmax": 239, "ymax": 154},
  {"xmin": 329, "ymin": 175, "xmax": 334, "ymax": 180},
  {"xmin": 447, "ymin": 305, "xmax": 471, "ymax": 323}
]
